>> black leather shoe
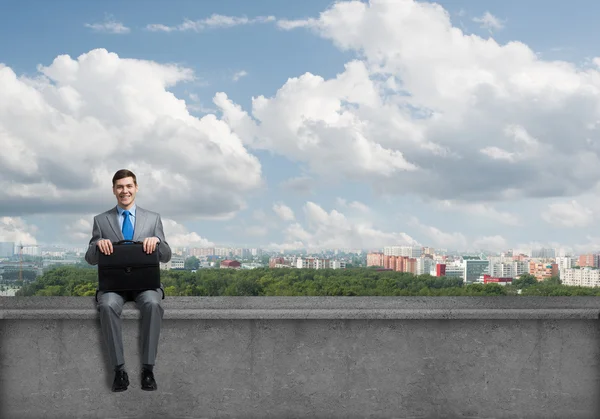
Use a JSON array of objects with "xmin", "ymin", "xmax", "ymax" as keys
[
  {"xmin": 141, "ymin": 368, "xmax": 157, "ymax": 391},
  {"xmin": 112, "ymin": 370, "xmax": 129, "ymax": 392}
]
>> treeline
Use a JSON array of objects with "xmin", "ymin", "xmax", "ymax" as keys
[{"xmin": 12, "ymin": 266, "xmax": 600, "ymax": 297}]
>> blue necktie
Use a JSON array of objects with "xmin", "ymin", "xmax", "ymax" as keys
[{"xmin": 122, "ymin": 210, "xmax": 134, "ymax": 241}]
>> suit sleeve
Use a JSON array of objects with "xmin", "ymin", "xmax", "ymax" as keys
[
  {"xmin": 85, "ymin": 216, "xmax": 103, "ymax": 266},
  {"xmin": 155, "ymin": 214, "xmax": 172, "ymax": 263}
]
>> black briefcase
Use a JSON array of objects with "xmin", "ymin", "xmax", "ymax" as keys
[{"xmin": 98, "ymin": 240, "xmax": 161, "ymax": 292}]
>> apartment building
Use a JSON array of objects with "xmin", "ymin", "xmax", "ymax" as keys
[
  {"xmin": 488, "ymin": 261, "xmax": 528, "ymax": 279},
  {"xmin": 367, "ymin": 252, "xmax": 385, "ymax": 267},
  {"xmin": 188, "ymin": 248, "xmax": 215, "ymax": 257},
  {"xmin": 561, "ymin": 267, "xmax": 600, "ymax": 287},
  {"xmin": 295, "ymin": 257, "xmax": 345, "ymax": 269},
  {"xmin": 214, "ymin": 247, "xmax": 230, "ymax": 257},
  {"xmin": 529, "ymin": 262, "xmax": 558, "ymax": 281},
  {"xmin": 366, "ymin": 253, "xmax": 417, "ymax": 274},
  {"xmin": 578, "ymin": 254, "xmax": 600, "ymax": 268},
  {"xmin": 556, "ymin": 256, "xmax": 577, "ymax": 271},
  {"xmin": 383, "ymin": 246, "xmax": 422, "ymax": 258},
  {"xmin": 160, "ymin": 256, "xmax": 185, "ymax": 270},
  {"xmin": 330, "ymin": 260, "xmax": 346, "ymax": 269},
  {"xmin": 416, "ymin": 257, "xmax": 434, "ymax": 275}
]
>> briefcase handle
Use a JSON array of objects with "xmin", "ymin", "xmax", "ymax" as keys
[{"xmin": 114, "ymin": 240, "xmax": 143, "ymax": 245}]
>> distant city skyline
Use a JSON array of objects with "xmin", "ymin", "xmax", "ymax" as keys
[{"xmin": 3, "ymin": 0, "xmax": 600, "ymax": 253}]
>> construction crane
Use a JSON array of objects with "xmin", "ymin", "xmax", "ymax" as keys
[{"xmin": 17, "ymin": 242, "xmax": 40, "ymax": 283}]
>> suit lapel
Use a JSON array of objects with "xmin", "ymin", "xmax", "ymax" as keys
[
  {"xmin": 106, "ymin": 207, "xmax": 124, "ymax": 241},
  {"xmin": 133, "ymin": 206, "xmax": 147, "ymax": 242}
]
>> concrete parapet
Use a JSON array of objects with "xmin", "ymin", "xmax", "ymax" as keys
[{"xmin": 1, "ymin": 296, "xmax": 600, "ymax": 418}]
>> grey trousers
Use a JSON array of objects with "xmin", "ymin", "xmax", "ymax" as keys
[{"xmin": 96, "ymin": 289, "xmax": 164, "ymax": 368}]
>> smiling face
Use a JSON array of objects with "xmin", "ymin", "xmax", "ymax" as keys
[{"xmin": 112, "ymin": 176, "xmax": 138, "ymax": 210}]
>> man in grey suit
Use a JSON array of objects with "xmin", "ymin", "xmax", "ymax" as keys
[{"xmin": 85, "ymin": 169, "xmax": 172, "ymax": 392}]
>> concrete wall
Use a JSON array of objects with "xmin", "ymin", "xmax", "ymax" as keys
[{"xmin": 2, "ymin": 296, "xmax": 600, "ymax": 419}]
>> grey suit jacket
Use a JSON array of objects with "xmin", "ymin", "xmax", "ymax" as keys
[{"xmin": 85, "ymin": 205, "xmax": 172, "ymax": 302}]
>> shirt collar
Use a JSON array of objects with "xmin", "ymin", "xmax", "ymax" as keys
[{"xmin": 117, "ymin": 204, "xmax": 136, "ymax": 217}]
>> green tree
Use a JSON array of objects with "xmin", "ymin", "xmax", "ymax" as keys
[
  {"xmin": 544, "ymin": 275, "xmax": 562, "ymax": 285},
  {"xmin": 512, "ymin": 273, "xmax": 538, "ymax": 289},
  {"xmin": 184, "ymin": 256, "xmax": 200, "ymax": 270}
]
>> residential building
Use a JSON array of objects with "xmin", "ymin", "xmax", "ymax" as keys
[
  {"xmin": 188, "ymin": 248, "xmax": 215, "ymax": 257},
  {"xmin": 556, "ymin": 256, "xmax": 577, "ymax": 272},
  {"xmin": 330, "ymin": 260, "xmax": 346, "ymax": 269},
  {"xmin": 578, "ymin": 254, "xmax": 600, "ymax": 268},
  {"xmin": 367, "ymin": 252, "xmax": 385, "ymax": 267},
  {"xmin": 160, "ymin": 256, "xmax": 185, "ymax": 270},
  {"xmin": 214, "ymin": 248, "xmax": 230, "ymax": 257},
  {"xmin": 513, "ymin": 261, "xmax": 528, "ymax": 278},
  {"xmin": 529, "ymin": 262, "xmax": 558, "ymax": 281},
  {"xmin": 489, "ymin": 262, "xmax": 514, "ymax": 278},
  {"xmin": 416, "ymin": 257, "xmax": 434, "ymax": 275},
  {"xmin": 296, "ymin": 257, "xmax": 330, "ymax": 269},
  {"xmin": 422, "ymin": 247, "xmax": 435, "ymax": 256},
  {"xmin": 561, "ymin": 267, "xmax": 600, "ymax": 287},
  {"xmin": 384, "ymin": 246, "xmax": 422, "ymax": 258}
]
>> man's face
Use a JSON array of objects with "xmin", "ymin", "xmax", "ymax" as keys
[{"xmin": 112, "ymin": 177, "xmax": 138, "ymax": 209}]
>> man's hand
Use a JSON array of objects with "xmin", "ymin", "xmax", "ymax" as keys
[
  {"xmin": 97, "ymin": 239, "xmax": 113, "ymax": 255},
  {"xmin": 143, "ymin": 237, "xmax": 160, "ymax": 254}
]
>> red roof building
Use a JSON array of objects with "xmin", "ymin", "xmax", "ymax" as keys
[{"xmin": 220, "ymin": 259, "xmax": 241, "ymax": 269}]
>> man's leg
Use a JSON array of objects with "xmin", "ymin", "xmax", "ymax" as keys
[
  {"xmin": 134, "ymin": 289, "xmax": 163, "ymax": 391},
  {"xmin": 96, "ymin": 291, "xmax": 127, "ymax": 368},
  {"xmin": 134, "ymin": 289, "xmax": 164, "ymax": 367}
]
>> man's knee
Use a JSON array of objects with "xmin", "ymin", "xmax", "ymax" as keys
[
  {"xmin": 98, "ymin": 293, "xmax": 124, "ymax": 315},
  {"xmin": 138, "ymin": 290, "xmax": 162, "ymax": 309}
]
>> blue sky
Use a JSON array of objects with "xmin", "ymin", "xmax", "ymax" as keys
[{"xmin": 2, "ymin": 0, "xmax": 600, "ymax": 254}]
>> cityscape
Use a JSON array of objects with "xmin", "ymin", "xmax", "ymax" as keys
[
  {"xmin": 2, "ymin": 240, "xmax": 599, "ymax": 296},
  {"xmin": 4, "ymin": 0, "xmax": 600, "ymax": 415}
]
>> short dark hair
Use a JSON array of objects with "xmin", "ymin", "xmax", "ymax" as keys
[{"xmin": 112, "ymin": 169, "xmax": 137, "ymax": 187}]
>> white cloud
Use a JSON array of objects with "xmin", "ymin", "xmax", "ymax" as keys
[
  {"xmin": 146, "ymin": 14, "xmax": 275, "ymax": 32},
  {"xmin": 215, "ymin": 60, "xmax": 419, "ymax": 182},
  {"xmin": 408, "ymin": 217, "xmax": 467, "ymax": 250},
  {"xmin": 273, "ymin": 203, "xmax": 295, "ymax": 221},
  {"xmin": 0, "ymin": 48, "xmax": 262, "ymax": 219},
  {"xmin": 541, "ymin": 200, "xmax": 595, "ymax": 227},
  {"xmin": 223, "ymin": 0, "xmax": 600, "ymax": 206},
  {"xmin": 473, "ymin": 235, "xmax": 508, "ymax": 252},
  {"xmin": 267, "ymin": 202, "xmax": 417, "ymax": 250},
  {"xmin": 434, "ymin": 200, "xmax": 522, "ymax": 226},
  {"xmin": 0, "ymin": 217, "xmax": 38, "ymax": 244},
  {"xmin": 84, "ymin": 17, "xmax": 130, "ymax": 34},
  {"xmin": 407, "ymin": 217, "xmax": 510, "ymax": 251},
  {"xmin": 572, "ymin": 236, "xmax": 600, "ymax": 253},
  {"xmin": 162, "ymin": 219, "xmax": 214, "ymax": 247},
  {"xmin": 336, "ymin": 198, "xmax": 370, "ymax": 213},
  {"xmin": 232, "ymin": 70, "xmax": 248, "ymax": 82},
  {"xmin": 472, "ymin": 12, "xmax": 505, "ymax": 32},
  {"xmin": 65, "ymin": 217, "xmax": 93, "ymax": 241}
]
